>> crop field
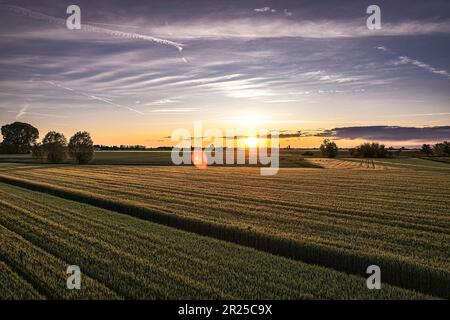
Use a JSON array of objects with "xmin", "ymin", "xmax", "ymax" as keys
[
  {"xmin": 0, "ymin": 182, "xmax": 431, "ymax": 300},
  {"xmin": 0, "ymin": 160, "xmax": 449, "ymax": 298},
  {"xmin": 308, "ymin": 158, "xmax": 389, "ymax": 169},
  {"xmin": 93, "ymin": 151, "xmax": 173, "ymax": 165},
  {"xmin": 370, "ymin": 158, "xmax": 450, "ymax": 171},
  {"xmin": 0, "ymin": 150, "xmax": 322, "ymax": 168},
  {"xmin": 423, "ymin": 157, "xmax": 450, "ymax": 165}
]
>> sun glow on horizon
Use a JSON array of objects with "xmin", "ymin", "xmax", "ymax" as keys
[{"xmin": 244, "ymin": 137, "xmax": 260, "ymax": 148}]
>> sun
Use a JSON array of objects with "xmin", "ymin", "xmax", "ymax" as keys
[{"xmin": 245, "ymin": 137, "xmax": 259, "ymax": 148}]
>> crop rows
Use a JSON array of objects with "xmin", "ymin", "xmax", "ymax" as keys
[
  {"xmin": 0, "ymin": 182, "xmax": 430, "ymax": 299},
  {"xmin": 371, "ymin": 158, "xmax": 450, "ymax": 171},
  {"xmin": 0, "ymin": 260, "xmax": 43, "ymax": 299},
  {"xmin": 309, "ymin": 158, "xmax": 386, "ymax": 169},
  {"xmin": 0, "ymin": 164, "xmax": 449, "ymax": 297},
  {"xmin": 0, "ymin": 224, "xmax": 119, "ymax": 299}
]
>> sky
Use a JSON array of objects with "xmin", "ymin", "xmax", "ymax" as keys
[{"xmin": 0, "ymin": 0, "xmax": 449, "ymax": 148}]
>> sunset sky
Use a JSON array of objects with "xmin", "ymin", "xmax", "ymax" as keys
[{"xmin": 0, "ymin": 0, "xmax": 449, "ymax": 147}]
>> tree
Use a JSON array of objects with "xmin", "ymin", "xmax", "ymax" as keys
[
  {"xmin": 42, "ymin": 131, "xmax": 67, "ymax": 163},
  {"xmin": 353, "ymin": 142, "xmax": 389, "ymax": 158},
  {"xmin": 69, "ymin": 131, "xmax": 94, "ymax": 164},
  {"xmin": 376, "ymin": 144, "xmax": 389, "ymax": 157},
  {"xmin": 0, "ymin": 122, "xmax": 39, "ymax": 154},
  {"xmin": 354, "ymin": 143, "xmax": 374, "ymax": 157},
  {"xmin": 433, "ymin": 141, "xmax": 450, "ymax": 156},
  {"xmin": 31, "ymin": 143, "xmax": 47, "ymax": 163},
  {"xmin": 420, "ymin": 144, "xmax": 433, "ymax": 155},
  {"xmin": 320, "ymin": 139, "xmax": 338, "ymax": 158}
]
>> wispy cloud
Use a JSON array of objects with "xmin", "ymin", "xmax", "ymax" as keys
[
  {"xmin": 375, "ymin": 46, "xmax": 390, "ymax": 52},
  {"xmin": 382, "ymin": 112, "xmax": 450, "ymax": 118},
  {"xmin": 144, "ymin": 99, "xmax": 180, "ymax": 106},
  {"xmin": 149, "ymin": 19, "xmax": 450, "ymax": 40},
  {"xmin": 254, "ymin": 7, "xmax": 292, "ymax": 17},
  {"xmin": 254, "ymin": 7, "xmax": 276, "ymax": 13},
  {"xmin": 302, "ymin": 70, "xmax": 360, "ymax": 83},
  {"xmin": 264, "ymin": 99, "xmax": 300, "ymax": 103},
  {"xmin": 150, "ymin": 108, "xmax": 199, "ymax": 113},
  {"xmin": 283, "ymin": 9, "xmax": 293, "ymax": 17}
]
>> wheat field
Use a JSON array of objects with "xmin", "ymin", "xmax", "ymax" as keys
[
  {"xmin": 0, "ymin": 161, "xmax": 449, "ymax": 297},
  {"xmin": 0, "ymin": 182, "xmax": 432, "ymax": 299}
]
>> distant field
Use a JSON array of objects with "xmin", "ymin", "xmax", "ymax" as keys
[
  {"xmin": 0, "ymin": 182, "xmax": 430, "ymax": 299},
  {"xmin": 0, "ymin": 150, "xmax": 322, "ymax": 168},
  {"xmin": 371, "ymin": 157, "xmax": 450, "ymax": 170},
  {"xmin": 93, "ymin": 151, "xmax": 173, "ymax": 165},
  {"xmin": 422, "ymin": 157, "xmax": 450, "ymax": 165},
  {"xmin": 1, "ymin": 160, "xmax": 449, "ymax": 297},
  {"xmin": 94, "ymin": 150, "xmax": 323, "ymax": 168},
  {"xmin": 0, "ymin": 154, "xmax": 33, "ymax": 163},
  {"xmin": 309, "ymin": 158, "xmax": 389, "ymax": 169}
]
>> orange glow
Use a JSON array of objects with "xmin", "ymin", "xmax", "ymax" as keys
[
  {"xmin": 192, "ymin": 149, "xmax": 208, "ymax": 170},
  {"xmin": 244, "ymin": 137, "xmax": 259, "ymax": 148}
]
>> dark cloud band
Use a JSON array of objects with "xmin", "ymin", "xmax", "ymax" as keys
[{"xmin": 316, "ymin": 126, "xmax": 450, "ymax": 141}]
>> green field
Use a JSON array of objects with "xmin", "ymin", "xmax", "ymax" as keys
[
  {"xmin": 0, "ymin": 158, "xmax": 449, "ymax": 298},
  {"xmin": 0, "ymin": 182, "xmax": 431, "ymax": 300},
  {"xmin": 0, "ymin": 150, "xmax": 322, "ymax": 168},
  {"xmin": 342, "ymin": 157, "xmax": 450, "ymax": 171}
]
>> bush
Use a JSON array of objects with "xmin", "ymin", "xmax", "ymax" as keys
[
  {"xmin": 42, "ymin": 131, "xmax": 67, "ymax": 163},
  {"xmin": 31, "ymin": 143, "xmax": 47, "ymax": 163},
  {"xmin": 420, "ymin": 144, "xmax": 433, "ymax": 156},
  {"xmin": 433, "ymin": 141, "xmax": 450, "ymax": 156},
  {"xmin": 69, "ymin": 131, "xmax": 94, "ymax": 164},
  {"xmin": 319, "ymin": 139, "xmax": 338, "ymax": 158},
  {"xmin": 301, "ymin": 151, "xmax": 314, "ymax": 156},
  {"xmin": 349, "ymin": 148, "xmax": 356, "ymax": 157}
]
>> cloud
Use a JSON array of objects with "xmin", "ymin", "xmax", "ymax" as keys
[
  {"xmin": 303, "ymin": 71, "xmax": 323, "ymax": 76},
  {"xmin": 3, "ymin": 6, "xmax": 450, "ymax": 42},
  {"xmin": 375, "ymin": 46, "xmax": 389, "ymax": 52},
  {"xmin": 254, "ymin": 7, "xmax": 276, "ymax": 13},
  {"xmin": 144, "ymin": 99, "xmax": 180, "ymax": 106},
  {"xmin": 277, "ymin": 131, "xmax": 303, "ymax": 138},
  {"xmin": 302, "ymin": 70, "xmax": 360, "ymax": 83},
  {"xmin": 150, "ymin": 108, "xmax": 199, "ymax": 113},
  {"xmin": 254, "ymin": 7, "xmax": 292, "ymax": 17},
  {"xmin": 283, "ymin": 9, "xmax": 293, "ymax": 17},
  {"xmin": 316, "ymin": 126, "xmax": 450, "ymax": 141},
  {"xmin": 383, "ymin": 112, "xmax": 450, "ymax": 118},
  {"xmin": 264, "ymin": 99, "xmax": 300, "ymax": 103},
  {"xmin": 146, "ymin": 18, "xmax": 450, "ymax": 40}
]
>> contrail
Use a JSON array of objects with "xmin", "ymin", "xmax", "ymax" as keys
[
  {"xmin": 0, "ymin": 4, "xmax": 183, "ymax": 51},
  {"xmin": 375, "ymin": 46, "xmax": 450, "ymax": 79},
  {"xmin": 15, "ymin": 103, "xmax": 29, "ymax": 119},
  {"xmin": 83, "ymin": 21, "xmax": 142, "ymax": 29},
  {"xmin": 46, "ymin": 81, "xmax": 144, "ymax": 115}
]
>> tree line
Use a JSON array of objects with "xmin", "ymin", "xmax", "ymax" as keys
[
  {"xmin": 320, "ymin": 139, "xmax": 450, "ymax": 158},
  {"xmin": 0, "ymin": 122, "xmax": 94, "ymax": 164},
  {"xmin": 2, "ymin": 122, "xmax": 448, "ymax": 161},
  {"xmin": 420, "ymin": 142, "xmax": 450, "ymax": 156}
]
